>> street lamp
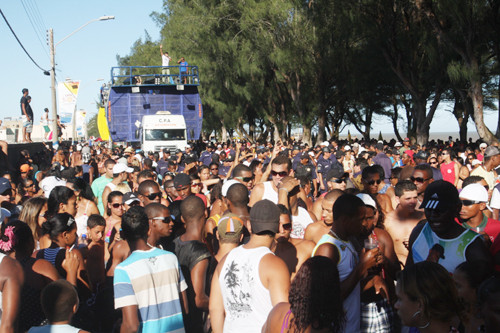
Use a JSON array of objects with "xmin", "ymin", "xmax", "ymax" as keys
[{"xmin": 48, "ymin": 15, "xmax": 115, "ymax": 144}]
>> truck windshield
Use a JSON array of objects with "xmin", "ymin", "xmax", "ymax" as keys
[{"xmin": 144, "ymin": 129, "xmax": 186, "ymax": 141}]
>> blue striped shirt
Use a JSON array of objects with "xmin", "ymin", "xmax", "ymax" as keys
[{"xmin": 114, "ymin": 247, "xmax": 187, "ymax": 333}]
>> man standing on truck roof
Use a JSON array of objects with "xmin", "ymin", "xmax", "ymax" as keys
[
  {"xmin": 160, "ymin": 45, "xmax": 172, "ymax": 84},
  {"xmin": 178, "ymin": 57, "xmax": 188, "ymax": 84}
]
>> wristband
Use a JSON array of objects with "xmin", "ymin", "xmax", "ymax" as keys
[{"xmin": 279, "ymin": 188, "xmax": 289, "ymax": 193}]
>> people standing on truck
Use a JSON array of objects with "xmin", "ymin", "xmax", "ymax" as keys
[
  {"xmin": 178, "ymin": 57, "xmax": 188, "ymax": 84},
  {"xmin": 20, "ymin": 89, "xmax": 34, "ymax": 143},
  {"xmin": 160, "ymin": 45, "xmax": 172, "ymax": 84},
  {"xmin": 41, "ymin": 108, "xmax": 51, "ymax": 142}
]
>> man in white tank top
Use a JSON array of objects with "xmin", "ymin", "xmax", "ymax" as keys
[
  {"xmin": 249, "ymin": 154, "xmax": 292, "ymax": 207},
  {"xmin": 101, "ymin": 163, "xmax": 133, "ymax": 213},
  {"xmin": 210, "ymin": 200, "xmax": 290, "ymax": 333}
]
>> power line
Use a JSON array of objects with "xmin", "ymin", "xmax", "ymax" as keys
[
  {"xmin": 0, "ymin": 8, "xmax": 49, "ymax": 73},
  {"xmin": 20, "ymin": 0, "xmax": 50, "ymax": 59},
  {"xmin": 26, "ymin": 0, "xmax": 48, "ymax": 33}
]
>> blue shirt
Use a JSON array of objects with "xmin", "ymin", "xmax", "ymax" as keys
[{"xmin": 114, "ymin": 248, "xmax": 187, "ymax": 333}]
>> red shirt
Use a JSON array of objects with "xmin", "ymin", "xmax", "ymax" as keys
[{"xmin": 440, "ymin": 161, "xmax": 456, "ymax": 184}]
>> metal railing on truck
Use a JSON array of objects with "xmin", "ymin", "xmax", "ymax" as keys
[{"xmin": 110, "ymin": 65, "xmax": 200, "ymax": 86}]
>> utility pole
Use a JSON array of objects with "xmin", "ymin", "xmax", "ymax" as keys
[{"xmin": 49, "ymin": 28, "xmax": 58, "ymax": 144}]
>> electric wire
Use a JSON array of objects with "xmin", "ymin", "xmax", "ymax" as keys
[
  {"xmin": 0, "ymin": 8, "xmax": 49, "ymax": 73},
  {"xmin": 20, "ymin": 0, "xmax": 50, "ymax": 59}
]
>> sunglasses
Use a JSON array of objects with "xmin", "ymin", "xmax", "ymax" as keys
[
  {"xmin": 128, "ymin": 201, "xmax": 141, "ymax": 207},
  {"xmin": 210, "ymin": 168, "xmax": 219, "ymax": 171},
  {"xmin": 281, "ymin": 223, "xmax": 292, "ymax": 231},
  {"xmin": 461, "ymin": 199, "xmax": 481, "ymax": 206},
  {"xmin": 271, "ymin": 170, "xmax": 288, "ymax": 177},
  {"xmin": 25, "ymin": 183, "xmax": 35, "ymax": 188},
  {"xmin": 430, "ymin": 161, "xmax": 438, "ymax": 165},
  {"xmin": 410, "ymin": 176, "xmax": 431, "ymax": 183},
  {"xmin": 236, "ymin": 176, "xmax": 254, "ymax": 182},
  {"xmin": 111, "ymin": 203, "xmax": 123, "ymax": 209},
  {"xmin": 145, "ymin": 192, "xmax": 162, "ymax": 200},
  {"xmin": 331, "ymin": 177, "xmax": 347, "ymax": 184},
  {"xmin": 364, "ymin": 179, "xmax": 382, "ymax": 186},
  {"xmin": 151, "ymin": 216, "xmax": 172, "ymax": 224},
  {"xmin": 191, "ymin": 183, "xmax": 203, "ymax": 187}
]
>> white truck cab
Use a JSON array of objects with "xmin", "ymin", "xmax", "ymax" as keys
[{"xmin": 138, "ymin": 111, "xmax": 188, "ymax": 153}]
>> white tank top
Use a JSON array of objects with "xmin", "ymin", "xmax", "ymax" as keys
[
  {"xmin": 312, "ymin": 233, "xmax": 360, "ymax": 332},
  {"xmin": 75, "ymin": 201, "xmax": 90, "ymax": 237},
  {"xmin": 105, "ymin": 182, "xmax": 117, "ymax": 191},
  {"xmin": 261, "ymin": 181, "xmax": 278, "ymax": 204},
  {"xmin": 219, "ymin": 246, "xmax": 274, "ymax": 333},
  {"xmin": 290, "ymin": 207, "xmax": 314, "ymax": 239}
]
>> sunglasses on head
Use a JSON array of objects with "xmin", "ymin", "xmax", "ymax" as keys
[
  {"xmin": 145, "ymin": 192, "xmax": 162, "ymax": 200},
  {"xmin": 281, "ymin": 223, "xmax": 292, "ymax": 231},
  {"xmin": 461, "ymin": 199, "xmax": 482, "ymax": 206},
  {"xmin": 151, "ymin": 216, "xmax": 172, "ymax": 223},
  {"xmin": 111, "ymin": 203, "xmax": 123, "ymax": 209},
  {"xmin": 365, "ymin": 179, "xmax": 382, "ymax": 186},
  {"xmin": 410, "ymin": 176, "xmax": 430, "ymax": 183},
  {"xmin": 271, "ymin": 170, "xmax": 288, "ymax": 177},
  {"xmin": 331, "ymin": 177, "xmax": 347, "ymax": 184}
]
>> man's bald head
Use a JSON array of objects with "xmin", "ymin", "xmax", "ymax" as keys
[
  {"xmin": 226, "ymin": 183, "xmax": 249, "ymax": 208},
  {"xmin": 180, "ymin": 195, "xmax": 205, "ymax": 222},
  {"xmin": 324, "ymin": 189, "xmax": 343, "ymax": 203},
  {"xmin": 145, "ymin": 203, "xmax": 169, "ymax": 218},
  {"xmin": 138, "ymin": 179, "xmax": 160, "ymax": 195}
]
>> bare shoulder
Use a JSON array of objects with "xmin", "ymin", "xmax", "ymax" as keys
[{"xmin": 291, "ymin": 238, "xmax": 315, "ymax": 253}]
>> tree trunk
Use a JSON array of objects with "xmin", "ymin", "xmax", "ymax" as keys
[
  {"xmin": 470, "ymin": 75, "xmax": 498, "ymax": 144},
  {"xmin": 221, "ymin": 124, "xmax": 228, "ymax": 142},
  {"xmin": 317, "ymin": 109, "xmax": 327, "ymax": 144},
  {"xmin": 302, "ymin": 125, "xmax": 312, "ymax": 146}
]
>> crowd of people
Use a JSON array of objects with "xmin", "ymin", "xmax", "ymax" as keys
[{"xmin": 0, "ymin": 136, "xmax": 499, "ymax": 333}]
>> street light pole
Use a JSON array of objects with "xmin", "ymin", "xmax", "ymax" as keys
[
  {"xmin": 49, "ymin": 28, "xmax": 57, "ymax": 144},
  {"xmin": 48, "ymin": 16, "xmax": 115, "ymax": 144}
]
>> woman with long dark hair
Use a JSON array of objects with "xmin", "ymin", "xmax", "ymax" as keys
[
  {"xmin": 0, "ymin": 220, "xmax": 60, "ymax": 331},
  {"xmin": 66, "ymin": 178, "xmax": 99, "ymax": 238},
  {"xmin": 263, "ymin": 256, "xmax": 345, "ymax": 333},
  {"xmin": 395, "ymin": 261, "xmax": 463, "ymax": 332},
  {"xmin": 46, "ymin": 186, "xmax": 77, "ymax": 219},
  {"xmin": 18, "ymin": 196, "xmax": 50, "ymax": 249}
]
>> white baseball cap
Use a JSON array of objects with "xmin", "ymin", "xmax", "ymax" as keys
[
  {"xmin": 459, "ymin": 184, "xmax": 488, "ymax": 203},
  {"xmin": 356, "ymin": 193, "xmax": 377, "ymax": 210},
  {"xmin": 113, "ymin": 163, "xmax": 133, "ymax": 174}
]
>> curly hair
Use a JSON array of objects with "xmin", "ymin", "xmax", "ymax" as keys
[{"xmin": 288, "ymin": 257, "xmax": 344, "ymax": 333}]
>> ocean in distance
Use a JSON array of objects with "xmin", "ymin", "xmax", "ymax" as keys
[{"xmin": 338, "ymin": 131, "xmax": 483, "ymax": 142}]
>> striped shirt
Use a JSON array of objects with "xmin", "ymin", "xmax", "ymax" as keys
[{"xmin": 114, "ymin": 247, "xmax": 187, "ymax": 333}]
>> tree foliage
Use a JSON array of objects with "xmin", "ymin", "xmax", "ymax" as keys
[{"xmin": 116, "ymin": 0, "xmax": 499, "ymax": 144}]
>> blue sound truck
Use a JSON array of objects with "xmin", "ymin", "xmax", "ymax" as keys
[{"xmin": 105, "ymin": 65, "xmax": 203, "ymax": 152}]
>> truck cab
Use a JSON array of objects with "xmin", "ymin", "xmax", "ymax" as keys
[{"xmin": 138, "ymin": 112, "xmax": 188, "ymax": 152}]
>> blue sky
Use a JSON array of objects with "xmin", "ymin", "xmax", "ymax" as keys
[
  {"xmin": 1, "ymin": 0, "xmax": 497, "ymax": 138},
  {"xmin": 1, "ymin": 0, "xmax": 162, "ymax": 123}
]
